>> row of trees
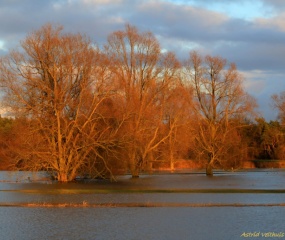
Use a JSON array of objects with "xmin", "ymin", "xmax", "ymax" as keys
[
  {"xmin": 0, "ymin": 23, "xmax": 283, "ymax": 181},
  {"xmin": 2, "ymin": 115, "xmax": 285, "ymax": 171}
]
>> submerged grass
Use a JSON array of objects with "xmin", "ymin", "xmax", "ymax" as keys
[
  {"xmin": 1, "ymin": 188, "xmax": 285, "ymax": 194},
  {"xmin": 1, "ymin": 202, "xmax": 285, "ymax": 208},
  {"xmin": 2, "ymin": 187, "xmax": 285, "ymax": 208}
]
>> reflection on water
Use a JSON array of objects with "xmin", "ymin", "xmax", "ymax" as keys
[{"xmin": 0, "ymin": 169, "xmax": 285, "ymax": 240}]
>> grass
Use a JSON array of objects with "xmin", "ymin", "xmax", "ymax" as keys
[
  {"xmin": 2, "ymin": 188, "xmax": 285, "ymax": 194},
  {"xmin": 0, "ymin": 202, "xmax": 285, "ymax": 208},
  {"xmin": 1, "ymin": 187, "xmax": 285, "ymax": 208}
]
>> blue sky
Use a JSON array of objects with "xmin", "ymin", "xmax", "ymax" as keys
[
  {"xmin": 174, "ymin": 0, "xmax": 275, "ymax": 20},
  {"xmin": 1, "ymin": 0, "xmax": 285, "ymax": 120}
]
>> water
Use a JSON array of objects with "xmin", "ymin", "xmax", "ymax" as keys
[{"xmin": 0, "ymin": 170, "xmax": 285, "ymax": 240}]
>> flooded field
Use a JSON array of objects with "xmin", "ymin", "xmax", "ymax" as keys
[{"xmin": 0, "ymin": 169, "xmax": 285, "ymax": 240}]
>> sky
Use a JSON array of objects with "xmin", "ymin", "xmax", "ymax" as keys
[{"xmin": 1, "ymin": 0, "xmax": 285, "ymax": 121}]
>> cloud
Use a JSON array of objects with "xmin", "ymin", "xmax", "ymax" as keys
[
  {"xmin": 0, "ymin": 0, "xmax": 133, "ymax": 52},
  {"xmin": 256, "ymin": 12, "xmax": 285, "ymax": 32},
  {"xmin": 262, "ymin": 0, "xmax": 285, "ymax": 11},
  {"xmin": 243, "ymin": 70, "xmax": 267, "ymax": 94},
  {"xmin": 169, "ymin": 0, "xmax": 275, "ymax": 20},
  {"xmin": 124, "ymin": 0, "xmax": 285, "ymax": 76},
  {"xmin": 241, "ymin": 70, "xmax": 285, "ymax": 120},
  {"xmin": 134, "ymin": 1, "xmax": 228, "ymax": 39},
  {"xmin": 0, "ymin": 0, "xmax": 285, "ymax": 120},
  {"xmin": 0, "ymin": 0, "xmax": 284, "ymax": 71},
  {"xmin": 82, "ymin": 0, "xmax": 123, "ymax": 4}
]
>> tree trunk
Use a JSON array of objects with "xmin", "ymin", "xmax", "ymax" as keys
[
  {"xmin": 170, "ymin": 160, "xmax": 175, "ymax": 172},
  {"xmin": 57, "ymin": 171, "xmax": 69, "ymax": 182},
  {"xmin": 131, "ymin": 166, "xmax": 140, "ymax": 178},
  {"xmin": 57, "ymin": 170, "xmax": 70, "ymax": 183},
  {"xmin": 129, "ymin": 151, "xmax": 140, "ymax": 178},
  {"xmin": 206, "ymin": 163, "xmax": 213, "ymax": 176}
]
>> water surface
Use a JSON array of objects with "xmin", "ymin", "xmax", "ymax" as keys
[{"xmin": 0, "ymin": 169, "xmax": 284, "ymax": 240}]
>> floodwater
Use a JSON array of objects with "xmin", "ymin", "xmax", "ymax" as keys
[{"xmin": 0, "ymin": 169, "xmax": 285, "ymax": 240}]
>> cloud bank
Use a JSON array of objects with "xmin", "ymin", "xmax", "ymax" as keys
[{"xmin": 1, "ymin": 0, "xmax": 285, "ymax": 120}]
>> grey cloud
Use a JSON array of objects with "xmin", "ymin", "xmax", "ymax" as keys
[
  {"xmin": 229, "ymin": 44, "xmax": 284, "ymax": 71},
  {"xmin": 0, "ymin": 0, "xmax": 285, "ymax": 120},
  {"xmin": 246, "ymin": 74, "xmax": 284, "ymax": 121},
  {"xmin": 261, "ymin": 0, "xmax": 285, "ymax": 10},
  {"xmin": 131, "ymin": 2, "xmax": 228, "ymax": 40},
  {"xmin": 1, "ymin": 0, "xmax": 285, "ymax": 71},
  {"xmin": 126, "ymin": 1, "xmax": 285, "ymax": 73},
  {"xmin": 134, "ymin": 2, "xmax": 285, "ymax": 44},
  {"xmin": 0, "ymin": 0, "xmax": 60, "ymax": 50}
]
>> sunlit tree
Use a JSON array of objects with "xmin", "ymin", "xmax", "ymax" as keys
[
  {"xmin": 105, "ymin": 24, "xmax": 181, "ymax": 177},
  {"xmin": 272, "ymin": 92, "xmax": 285, "ymax": 124},
  {"xmin": 0, "ymin": 24, "xmax": 121, "ymax": 181},
  {"xmin": 185, "ymin": 51, "xmax": 257, "ymax": 175}
]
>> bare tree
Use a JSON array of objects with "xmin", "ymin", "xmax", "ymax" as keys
[
  {"xmin": 272, "ymin": 92, "xmax": 285, "ymax": 124},
  {"xmin": 159, "ymin": 82, "xmax": 195, "ymax": 170},
  {"xmin": 105, "ymin": 24, "xmax": 181, "ymax": 177},
  {"xmin": 185, "ymin": 51, "xmax": 257, "ymax": 175},
  {"xmin": 0, "ymin": 24, "xmax": 121, "ymax": 181}
]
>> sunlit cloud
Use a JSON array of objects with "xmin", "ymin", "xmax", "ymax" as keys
[
  {"xmin": 255, "ymin": 12, "xmax": 285, "ymax": 32},
  {"xmin": 168, "ymin": 0, "xmax": 275, "ymax": 20}
]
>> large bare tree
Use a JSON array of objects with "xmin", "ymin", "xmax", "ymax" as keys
[
  {"xmin": 185, "ymin": 51, "xmax": 257, "ymax": 175},
  {"xmin": 0, "ymin": 24, "xmax": 121, "ymax": 181},
  {"xmin": 105, "ymin": 24, "xmax": 181, "ymax": 177}
]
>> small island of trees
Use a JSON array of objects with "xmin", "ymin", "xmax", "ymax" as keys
[{"xmin": 0, "ymin": 23, "xmax": 284, "ymax": 182}]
